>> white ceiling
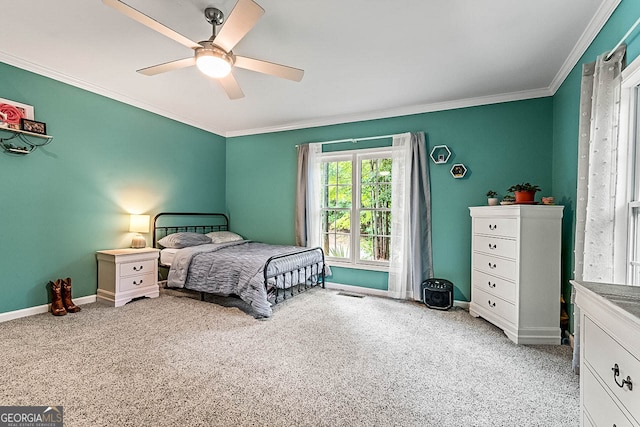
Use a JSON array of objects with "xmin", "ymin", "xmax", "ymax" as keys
[{"xmin": 0, "ymin": 0, "xmax": 618, "ymax": 137}]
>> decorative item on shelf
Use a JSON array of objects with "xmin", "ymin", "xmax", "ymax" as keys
[
  {"xmin": 486, "ymin": 190, "xmax": 499, "ymax": 206},
  {"xmin": 500, "ymin": 194, "xmax": 515, "ymax": 205},
  {"xmin": 507, "ymin": 182, "xmax": 540, "ymax": 204},
  {"xmin": 450, "ymin": 163, "xmax": 467, "ymax": 178},
  {"xmin": 129, "ymin": 214, "xmax": 150, "ymax": 249},
  {"xmin": 429, "ymin": 145, "xmax": 451, "ymax": 164},
  {"xmin": 0, "ymin": 97, "xmax": 34, "ymax": 130},
  {"xmin": 541, "ymin": 196, "xmax": 555, "ymax": 205},
  {"xmin": 20, "ymin": 118, "xmax": 46, "ymax": 135},
  {"xmin": 0, "ymin": 111, "xmax": 7, "ymax": 128}
]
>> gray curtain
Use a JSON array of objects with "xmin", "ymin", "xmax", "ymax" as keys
[
  {"xmin": 295, "ymin": 144, "xmax": 310, "ymax": 246},
  {"xmin": 572, "ymin": 44, "xmax": 626, "ymax": 374},
  {"xmin": 410, "ymin": 132, "xmax": 433, "ymax": 299}
]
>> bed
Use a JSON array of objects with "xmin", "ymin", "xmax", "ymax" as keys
[{"xmin": 153, "ymin": 212, "xmax": 326, "ymax": 317}]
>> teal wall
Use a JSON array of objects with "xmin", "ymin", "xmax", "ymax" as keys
[
  {"xmin": 227, "ymin": 98, "xmax": 554, "ymax": 301},
  {"xmin": 0, "ymin": 62, "xmax": 226, "ymax": 314},
  {"xmin": 552, "ymin": 0, "xmax": 640, "ymax": 314}
]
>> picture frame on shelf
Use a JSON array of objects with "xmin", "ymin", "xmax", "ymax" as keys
[
  {"xmin": 20, "ymin": 118, "xmax": 46, "ymax": 135},
  {"xmin": 0, "ymin": 97, "xmax": 35, "ymax": 131}
]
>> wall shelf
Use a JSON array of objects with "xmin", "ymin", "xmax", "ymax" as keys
[
  {"xmin": 0, "ymin": 126, "xmax": 53, "ymax": 155},
  {"xmin": 430, "ymin": 145, "xmax": 451, "ymax": 164}
]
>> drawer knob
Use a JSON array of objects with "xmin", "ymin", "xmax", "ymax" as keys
[
  {"xmin": 488, "ymin": 281, "xmax": 496, "ymax": 288},
  {"xmin": 488, "ymin": 300, "xmax": 496, "ymax": 308},
  {"xmin": 489, "ymin": 224, "xmax": 497, "ymax": 230},
  {"xmin": 488, "ymin": 243, "xmax": 497, "ymax": 250},
  {"xmin": 612, "ymin": 364, "xmax": 633, "ymax": 391},
  {"xmin": 488, "ymin": 262, "xmax": 496, "ymax": 269},
  {"xmin": 133, "ymin": 265, "xmax": 144, "ymax": 271},
  {"xmin": 133, "ymin": 280, "xmax": 143, "ymax": 286}
]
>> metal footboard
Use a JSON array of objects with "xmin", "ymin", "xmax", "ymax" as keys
[{"xmin": 263, "ymin": 247, "xmax": 325, "ymax": 304}]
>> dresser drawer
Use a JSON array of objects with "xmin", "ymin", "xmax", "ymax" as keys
[
  {"xmin": 119, "ymin": 272, "xmax": 155, "ymax": 292},
  {"xmin": 473, "ymin": 287, "xmax": 516, "ymax": 323},
  {"xmin": 583, "ymin": 316, "xmax": 640, "ymax": 423},
  {"xmin": 472, "ymin": 270, "xmax": 515, "ymax": 303},
  {"xmin": 583, "ymin": 365, "xmax": 634, "ymax": 427},
  {"xmin": 474, "ymin": 217, "xmax": 517, "ymax": 238},
  {"xmin": 473, "ymin": 252, "xmax": 516, "ymax": 280},
  {"xmin": 120, "ymin": 259, "xmax": 156, "ymax": 277},
  {"xmin": 473, "ymin": 235, "xmax": 517, "ymax": 259}
]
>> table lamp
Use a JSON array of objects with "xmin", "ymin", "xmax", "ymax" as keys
[{"xmin": 129, "ymin": 214, "xmax": 150, "ymax": 249}]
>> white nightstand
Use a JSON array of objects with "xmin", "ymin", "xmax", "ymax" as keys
[{"xmin": 96, "ymin": 248, "xmax": 160, "ymax": 307}]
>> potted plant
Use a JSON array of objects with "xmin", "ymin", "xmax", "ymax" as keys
[
  {"xmin": 486, "ymin": 190, "xmax": 499, "ymax": 206},
  {"xmin": 507, "ymin": 182, "xmax": 541, "ymax": 204}
]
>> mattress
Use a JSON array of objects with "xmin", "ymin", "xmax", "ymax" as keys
[{"xmin": 160, "ymin": 248, "xmax": 179, "ymax": 266}]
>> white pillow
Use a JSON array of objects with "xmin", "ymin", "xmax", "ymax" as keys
[
  {"xmin": 206, "ymin": 231, "xmax": 243, "ymax": 244},
  {"xmin": 158, "ymin": 232, "xmax": 212, "ymax": 248}
]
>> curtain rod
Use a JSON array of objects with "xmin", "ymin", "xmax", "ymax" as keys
[
  {"xmin": 295, "ymin": 133, "xmax": 402, "ymax": 148},
  {"xmin": 606, "ymin": 16, "xmax": 640, "ymax": 60}
]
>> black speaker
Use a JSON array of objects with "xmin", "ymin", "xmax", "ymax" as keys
[{"xmin": 421, "ymin": 278, "xmax": 453, "ymax": 310}]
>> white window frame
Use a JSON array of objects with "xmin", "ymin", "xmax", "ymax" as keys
[
  {"xmin": 621, "ymin": 55, "xmax": 640, "ymax": 285},
  {"xmin": 320, "ymin": 147, "xmax": 392, "ymax": 271}
]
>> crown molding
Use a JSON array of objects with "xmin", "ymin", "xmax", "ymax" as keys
[
  {"xmin": 226, "ymin": 87, "xmax": 553, "ymax": 138},
  {"xmin": 0, "ymin": 51, "xmax": 226, "ymax": 137},
  {"xmin": 548, "ymin": 0, "xmax": 621, "ymax": 94}
]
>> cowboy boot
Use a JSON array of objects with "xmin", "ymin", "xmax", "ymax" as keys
[
  {"xmin": 61, "ymin": 277, "xmax": 81, "ymax": 313},
  {"xmin": 48, "ymin": 280, "xmax": 67, "ymax": 316}
]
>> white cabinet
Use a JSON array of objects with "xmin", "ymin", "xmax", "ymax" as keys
[
  {"xmin": 96, "ymin": 248, "xmax": 160, "ymax": 307},
  {"xmin": 469, "ymin": 205, "xmax": 563, "ymax": 345},
  {"xmin": 573, "ymin": 281, "xmax": 640, "ymax": 427}
]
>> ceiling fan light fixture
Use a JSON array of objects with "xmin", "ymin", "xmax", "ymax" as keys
[{"xmin": 195, "ymin": 43, "xmax": 233, "ymax": 78}]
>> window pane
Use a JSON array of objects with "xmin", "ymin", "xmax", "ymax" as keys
[
  {"xmin": 360, "ymin": 211, "xmax": 391, "ymax": 235},
  {"xmin": 331, "ymin": 233, "xmax": 351, "ymax": 258},
  {"xmin": 336, "ymin": 185, "xmax": 352, "ymax": 207}
]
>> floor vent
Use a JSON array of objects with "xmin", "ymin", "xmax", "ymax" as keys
[{"xmin": 337, "ymin": 292, "xmax": 365, "ymax": 298}]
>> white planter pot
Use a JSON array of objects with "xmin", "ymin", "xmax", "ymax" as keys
[{"xmin": 487, "ymin": 198, "xmax": 499, "ymax": 206}]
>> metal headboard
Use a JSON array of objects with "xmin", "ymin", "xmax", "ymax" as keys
[{"xmin": 153, "ymin": 212, "xmax": 230, "ymax": 248}]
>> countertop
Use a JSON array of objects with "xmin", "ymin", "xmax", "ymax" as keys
[{"xmin": 571, "ymin": 280, "xmax": 640, "ymax": 320}]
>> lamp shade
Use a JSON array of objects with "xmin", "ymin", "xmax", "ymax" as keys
[{"xmin": 129, "ymin": 214, "xmax": 150, "ymax": 234}]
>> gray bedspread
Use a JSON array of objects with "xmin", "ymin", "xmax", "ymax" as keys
[{"xmin": 167, "ymin": 241, "xmax": 324, "ymax": 317}]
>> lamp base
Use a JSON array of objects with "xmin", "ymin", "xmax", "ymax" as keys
[{"xmin": 131, "ymin": 234, "xmax": 146, "ymax": 249}]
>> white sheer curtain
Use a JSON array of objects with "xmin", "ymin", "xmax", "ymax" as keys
[
  {"xmin": 388, "ymin": 132, "xmax": 433, "ymax": 300},
  {"xmin": 572, "ymin": 44, "xmax": 626, "ymax": 374}
]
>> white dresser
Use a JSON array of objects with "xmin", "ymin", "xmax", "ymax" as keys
[
  {"xmin": 96, "ymin": 248, "xmax": 160, "ymax": 307},
  {"xmin": 572, "ymin": 281, "xmax": 640, "ymax": 427},
  {"xmin": 469, "ymin": 205, "xmax": 563, "ymax": 345}
]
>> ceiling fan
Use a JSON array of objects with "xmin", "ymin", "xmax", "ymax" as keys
[{"xmin": 102, "ymin": 0, "xmax": 304, "ymax": 99}]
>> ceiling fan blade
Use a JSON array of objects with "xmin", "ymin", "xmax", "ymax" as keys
[
  {"xmin": 234, "ymin": 56, "xmax": 304, "ymax": 82},
  {"xmin": 103, "ymin": 0, "xmax": 200, "ymax": 50},
  {"xmin": 214, "ymin": 0, "xmax": 265, "ymax": 53},
  {"xmin": 137, "ymin": 57, "xmax": 196, "ymax": 76},
  {"xmin": 217, "ymin": 73, "xmax": 245, "ymax": 99}
]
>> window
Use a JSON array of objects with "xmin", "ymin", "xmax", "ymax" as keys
[{"xmin": 320, "ymin": 148, "xmax": 392, "ymax": 269}]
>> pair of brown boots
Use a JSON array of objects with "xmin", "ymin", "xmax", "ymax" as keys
[{"xmin": 48, "ymin": 278, "xmax": 81, "ymax": 316}]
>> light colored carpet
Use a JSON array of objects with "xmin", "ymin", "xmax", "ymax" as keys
[{"xmin": 0, "ymin": 289, "xmax": 579, "ymax": 426}]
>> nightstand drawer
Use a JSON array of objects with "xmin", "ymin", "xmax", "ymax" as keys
[
  {"xmin": 473, "ymin": 287, "xmax": 516, "ymax": 323},
  {"xmin": 583, "ymin": 316, "xmax": 640, "ymax": 423},
  {"xmin": 473, "ymin": 252, "xmax": 516, "ymax": 280},
  {"xmin": 473, "ymin": 270, "xmax": 515, "ymax": 303},
  {"xmin": 474, "ymin": 217, "xmax": 517, "ymax": 238},
  {"xmin": 583, "ymin": 365, "xmax": 634, "ymax": 427},
  {"xmin": 119, "ymin": 272, "xmax": 155, "ymax": 292},
  {"xmin": 120, "ymin": 259, "xmax": 155, "ymax": 277},
  {"xmin": 473, "ymin": 235, "xmax": 516, "ymax": 259}
]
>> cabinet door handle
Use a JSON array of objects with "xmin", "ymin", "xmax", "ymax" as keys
[
  {"xmin": 488, "ymin": 281, "xmax": 496, "ymax": 288},
  {"xmin": 133, "ymin": 279, "xmax": 143, "ymax": 286},
  {"xmin": 133, "ymin": 265, "xmax": 144, "ymax": 271},
  {"xmin": 488, "ymin": 300, "xmax": 496, "ymax": 308},
  {"xmin": 488, "ymin": 262, "xmax": 496, "ymax": 269},
  {"xmin": 489, "ymin": 224, "xmax": 497, "ymax": 230},
  {"xmin": 488, "ymin": 243, "xmax": 497, "ymax": 250},
  {"xmin": 612, "ymin": 364, "xmax": 633, "ymax": 391}
]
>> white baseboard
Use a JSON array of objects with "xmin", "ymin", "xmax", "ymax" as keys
[
  {"xmin": 0, "ymin": 295, "xmax": 97, "ymax": 323},
  {"xmin": 325, "ymin": 281, "xmax": 469, "ymax": 309}
]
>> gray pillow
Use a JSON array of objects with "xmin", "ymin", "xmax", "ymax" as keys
[
  {"xmin": 205, "ymin": 231, "xmax": 243, "ymax": 244},
  {"xmin": 158, "ymin": 232, "xmax": 212, "ymax": 248}
]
